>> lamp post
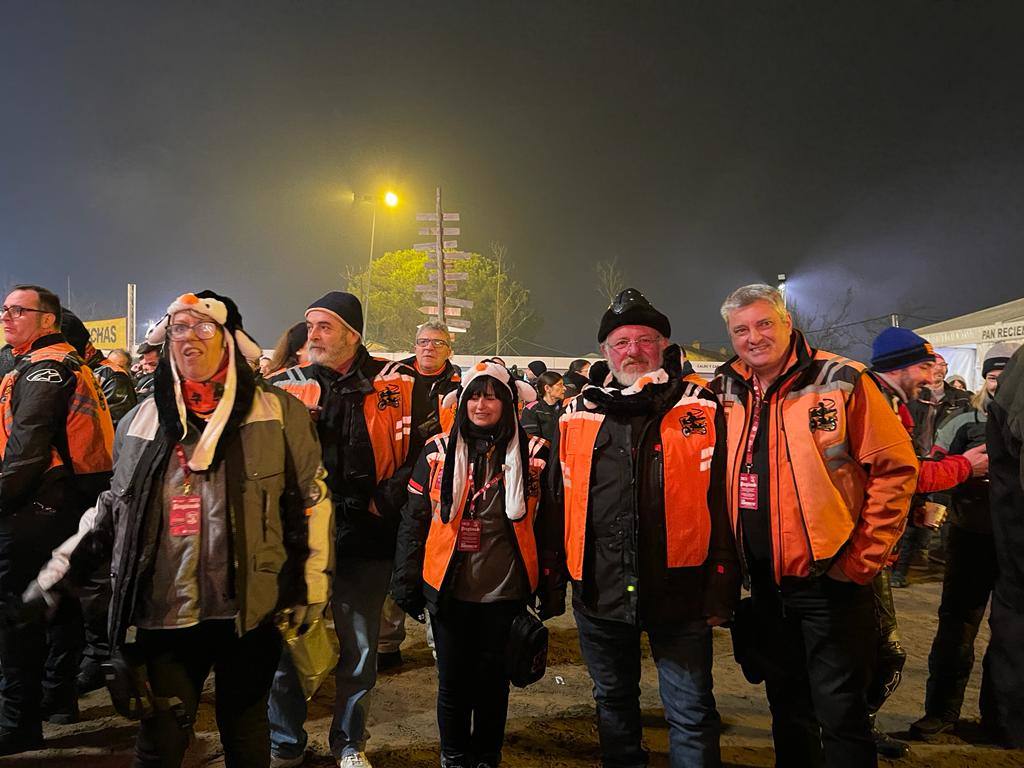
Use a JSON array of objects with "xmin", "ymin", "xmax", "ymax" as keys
[{"xmin": 356, "ymin": 190, "xmax": 399, "ymax": 342}]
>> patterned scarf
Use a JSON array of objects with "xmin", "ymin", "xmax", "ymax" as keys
[{"xmin": 180, "ymin": 355, "xmax": 229, "ymax": 421}]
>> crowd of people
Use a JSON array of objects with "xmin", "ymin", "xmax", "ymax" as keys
[{"xmin": 0, "ymin": 280, "xmax": 1022, "ymax": 768}]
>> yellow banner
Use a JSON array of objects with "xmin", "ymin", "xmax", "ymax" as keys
[
  {"xmin": 84, "ymin": 317, "xmax": 128, "ymax": 350},
  {"xmin": 0, "ymin": 317, "xmax": 128, "ymax": 350}
]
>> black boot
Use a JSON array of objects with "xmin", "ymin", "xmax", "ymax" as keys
[
  {"xmin": 871, "ymin": 715, "xmax": 910, "ymax": 759},
  {"xmin": 77, "ymin": 659, "xmax": 107, "ymax": 695},
  {"xmin": 909, "ymin": 713, "xmax": 956, "ymax": 740}
]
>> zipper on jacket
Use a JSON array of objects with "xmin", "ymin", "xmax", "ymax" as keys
[{"xmin": 779, "ymin": 403, "xmax": 816, "ymax": 579}]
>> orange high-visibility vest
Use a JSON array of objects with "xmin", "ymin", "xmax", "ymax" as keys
[
  {"xmin": 420, "ymin": 433, "xmax": 548, "ymax": 593},
  {"xmin": 558, "ymin": 378, "xmax": 718, "ymax": 581}
]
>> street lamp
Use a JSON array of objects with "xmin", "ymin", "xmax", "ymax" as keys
[
  {"xmin": 356, "ymin": 190, "xmax": 399, "ymax": 341},
  {"xmin": 777, "ymin": 273, "xmax": 787, "ymax": 307}
]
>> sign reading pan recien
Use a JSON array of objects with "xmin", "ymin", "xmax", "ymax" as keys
[
  {"xmin": 84, "ymin": 318, "xmax": 128, "ymax": 350},
  {"xmin": 981, "ymin": 323, "xmax": 1024, "ymax": 342}
]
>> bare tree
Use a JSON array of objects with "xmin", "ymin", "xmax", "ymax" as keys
[
  {"xmin": 594, "ymin": 257, "xmax": 626, "ymax": 305},
  {"xmin": 491, "ymin": 241, "xmax": 534, "ymax": 356}
]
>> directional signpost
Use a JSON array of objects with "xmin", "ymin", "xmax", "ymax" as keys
[{"xmin": 414, "ymin": 186, "xmax": 471, "ymax": 335}]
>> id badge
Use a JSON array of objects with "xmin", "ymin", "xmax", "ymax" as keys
[
  {"xmin": 457, "ymin": 518, "xmax": 482, "ymax": 552},
  {"xmin": 738, "ymin": 472, "xmax": 758, "ymax": 510},
  {"xmin": 169, "ymin": 496, "xmax": 202, "ymax": 537}
]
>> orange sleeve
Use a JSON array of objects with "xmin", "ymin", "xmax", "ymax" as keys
[{"xmin": 834, "ymin": 375, "xmax": 919, "ymax": 584}]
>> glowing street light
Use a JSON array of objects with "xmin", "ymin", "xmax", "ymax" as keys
[{"xmin": 355, "ymin": 190, "xmax": 400, "ymax": 341}]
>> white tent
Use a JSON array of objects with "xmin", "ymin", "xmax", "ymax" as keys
[{"xmin": 915, "ymin": 297, "xmax": 1024, "ymax": 391}]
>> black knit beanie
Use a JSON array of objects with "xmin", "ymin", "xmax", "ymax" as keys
[
  {"xmin": 306, "ymin": 291, "xmax": 363, "ymax": 337},
  {"xmin": 598, "ymin": 289, "xmax": 671, "ymax": 343}
]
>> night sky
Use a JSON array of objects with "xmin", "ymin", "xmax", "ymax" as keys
[{"xmin": 2, "ymin": 1, "xmax": 1022, "ymax": 358}]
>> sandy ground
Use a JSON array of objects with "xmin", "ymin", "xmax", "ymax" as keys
[{"xmin": 10, "ymin": 568, "xmax": 1024, "ymax": 768}]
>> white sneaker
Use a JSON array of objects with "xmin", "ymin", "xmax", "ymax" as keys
[
  {"xmin": 338, "ymin": 753, "xmax": 373, "ymax": 768},
  {"xmin": 270, "ymin": 754, "xmax": 305, "ymax": 768}
]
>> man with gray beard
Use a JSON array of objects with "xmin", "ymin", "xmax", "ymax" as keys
[{"xmin": 544, "ymin": 289, "xmax": 738, "ymax": 768}]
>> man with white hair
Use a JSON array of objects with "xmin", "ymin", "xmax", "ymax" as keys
[
  {"xmin": 711, "ymin": 283, "xmax": 918, "ymax": 768},
  {"xmin": 547, "ymin": 289, "xmax": 738, "ymax": 768}
]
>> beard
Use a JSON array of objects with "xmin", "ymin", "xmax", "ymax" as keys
[
  {"xmin": 307, "ymin": 343, "xmax": 352, "ymax": 370},
  {"xmin": 609, "ymin": 357, "xmax": 659, "ymax": 387}
]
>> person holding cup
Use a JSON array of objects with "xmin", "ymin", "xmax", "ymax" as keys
[{"xmin": 864, "ymin": 327, "xmax": 988, "ymax": 757}]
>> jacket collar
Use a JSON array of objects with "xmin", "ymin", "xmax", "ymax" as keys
[{"xmin": 16, "ymin": 332, "xmax": 66, "ymax": 357}]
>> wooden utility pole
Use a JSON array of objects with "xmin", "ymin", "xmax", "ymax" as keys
[
  {"xmin": 414, "ymin": 187, "xmax": 472, "ymax": 335},
  {"xmin": 434, "ymin": 187, "xmax": 445, "ymax": 322}
]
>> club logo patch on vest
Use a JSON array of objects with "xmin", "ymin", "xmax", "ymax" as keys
[
  {"xmin": 26, "ymin": 368, "xmax": 65, "ymax": 384},
  {"xmin": 376, "ymin": 384, "xmax": 401, "ymax": 410},
  {"xmin": 679, "ymin": 408, "xmax": 708, "ymax": 437},
  {"xmin": 809, "ymin": 399, "xmax": 838, "ymax": 432}
]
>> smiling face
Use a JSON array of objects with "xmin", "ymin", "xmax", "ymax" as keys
[
  {"xmin": 726, "ymin": 300, "xmax": 794, "ymax": 378},
  {"xmin": 466, "ymin": 380, "xmax": 504, "ymax": 428},
  {"xmin": 602, "ymin": 324, "xmax": 669, "ymax": 387},
  {"xmin": 168, "ymin": 310, "xmax": 226, "ymax": 382},
  {"xmin": 890, "ymin": 360, "xmax": 935, "ymax": 401}
]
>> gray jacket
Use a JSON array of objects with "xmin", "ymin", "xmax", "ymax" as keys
[{"xmin": 36, "ymin": 380, "xmax": 332, "ymax": 646}]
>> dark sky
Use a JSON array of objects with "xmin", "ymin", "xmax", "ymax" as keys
[{"xmin": 2, "ymin": 1, "xmax": 1023, "ymax": 357}]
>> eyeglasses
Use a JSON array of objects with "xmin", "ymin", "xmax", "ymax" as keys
[
  {"xmin": 415, "ymin": 339, "xmax": 450, "ymax": 349},
  {"xmin": 606, "ymin": 335, "xmax": 662, "ymax": 352},
  {"xmin": 167, "ymin": 322, "xmax": 220, "ymax": 341},
  {"xmin": 0, "ymin": 305, "xmax": 49, "ymax": 319}
]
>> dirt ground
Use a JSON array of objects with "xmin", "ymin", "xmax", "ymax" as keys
[{"xmin": 11, "ymin": 569, "xmax": 1024, "ymax": 768}]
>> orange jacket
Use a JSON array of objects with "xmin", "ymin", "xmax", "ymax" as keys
[{"xmin": 711, "ymin": 332, "xmax": 918, "ymax": 585}]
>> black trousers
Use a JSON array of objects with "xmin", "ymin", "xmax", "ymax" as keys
[
  {"xmin": 430, "ymin": 599, "xmax": 521, "ymax": 767},
  {"xmin": 981, "ymin": 588, "xmax": 1024, "ymax": 747},
  {"xmin": 0, "ymin": 504, "xmax": 83, "ymax": 735},
  {"xmin": 750, "ymin": 571, "xmax": 878, "ymax": 768},
  {"xmin": 867, "ymin": 568, "xmax": 906, "ymax": 714},
  {"xmin": 78, "ymin": 562, "xmax": 113, "ymax": 673},
  {"xmin": 924, "ymin": 525, "xmax": 997, "ymax": 721},
  {"xmin": 132, "ymin": 620, "xmax": 281, "ymax": 768}
]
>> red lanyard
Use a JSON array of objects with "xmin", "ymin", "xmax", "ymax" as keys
[
  {"xmin": 174, "ymin": 444, "xmax": 194, "ymax": 495},
  {"xmin": 743, "ymin": 378, "xmax": 764, "ymax": 471},
  {"xmin": 467, "ymin": 463, "xmax": 504, "ymax": 518}
]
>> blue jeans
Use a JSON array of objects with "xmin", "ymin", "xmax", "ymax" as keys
[
  {"xmin": 574, "ymin": 610, "xmax": 721, "ymax": 768},
  {"xmin": 268, "ymin": 556, "xmax": 394, "ymax": 760}
]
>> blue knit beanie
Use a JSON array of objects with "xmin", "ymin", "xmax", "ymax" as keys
[{"xmin": 871, "ymin": 327, "xmax": 935, "ymax": 372}]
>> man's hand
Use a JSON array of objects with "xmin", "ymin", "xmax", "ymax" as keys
[
  {"xmin": 287, "ymin": 602, "xmax": 328, "ymax": 633},
  {"xmin": 962, "ymin": 445, "xmax": 989, "ymax": 478}
]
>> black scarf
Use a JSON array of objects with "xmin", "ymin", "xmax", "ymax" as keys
[{"xmin": 581, "ymin": 344, "xmax": 687, "ymax": 417}]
